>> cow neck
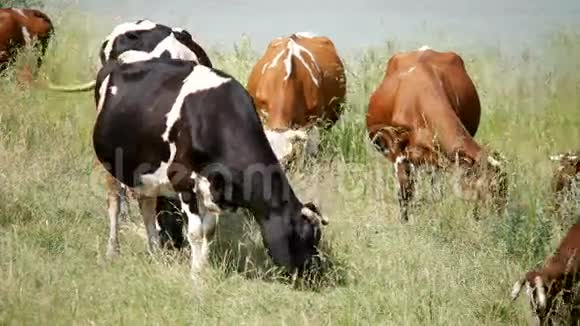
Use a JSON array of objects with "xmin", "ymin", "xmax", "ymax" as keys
[
  {"xmin": 416, "ymin": 89, "xmax": 483, "ymax": 163},
  {"xmin": 241, "ymin": 161, "xmax": 302, "ymax": 220}
]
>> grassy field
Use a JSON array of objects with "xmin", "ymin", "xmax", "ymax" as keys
[{"xmin": 1, "ymin": 11, "xmax": 580, "ymax": 325}]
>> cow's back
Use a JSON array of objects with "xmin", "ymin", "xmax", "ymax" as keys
[
  {"xmin": 295, "ymin": 36, "xmax": 346, "ymax": 110},
  {"xmin": 245, "ymin": 38, "xmax": 284, "ymax": 103},
  {"xmin": 93, "ymin": 59, "xmax": 194, "ymax": 187},
  {"xmin": 0, "ymin": 10, "xmax": 22, "ymax": 63},
  {"xmin": 383, "ymin": 48, "xmax": 481, "ymax": 136}
]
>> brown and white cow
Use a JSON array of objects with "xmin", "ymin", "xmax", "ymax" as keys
[
  {"xmin": 0, "ymin": 8, "xmax": 53, "ymax": 74},
  {"xmin": 246, "ymin": 32, "xmax": 346, "ymax": 165},
  {"xmin": 512, "ymin": 222, "xmax": 580, "ymax": 324},
  {"xmin": 549, "ymin": 151, "xmax": 580, "ymax": 213},
  {"xmin": 366, "ymin": 45, "xmax": 507, "ymax": 222}
]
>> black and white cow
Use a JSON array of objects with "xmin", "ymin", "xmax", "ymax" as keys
[
  {"xmin": 47, "ymin": 19, "xmax": 212, "ymax": 91},
  {"xmin": 48, "ymin": 19, "xmax": 215, "ymax": 250},
  {"xmin": 94, "ymin": 51, "xmax": 328, "ymax": 277}
]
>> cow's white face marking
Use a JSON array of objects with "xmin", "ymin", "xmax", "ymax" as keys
[
  {"xmin": 263, "ymin": 35, "xmax": 321, "ymax": 87},
  {"xmin": 109, "ymin": 86, "xmax": 118, "ymax": 95},
  {"xmin": 394, "ymin": 155, "xmax": 407, "ymax": 174},
  {"xmin": 21, "ymin": 26, "xmax": 32, "ymax": 46},
  {"xmin": 96, "ymin": 75, "xmax": 111, "ymax": 114},
  {"xmin": 102, "ymin": 20, "xmax": 157, "ymax": 62},
  {"xmin": 12, "ymin": 8, "xmax": 26, "ymax": 17},
  {"xmin": 418, "ymin": 45, "xmax": 431, "ymax": 51}
]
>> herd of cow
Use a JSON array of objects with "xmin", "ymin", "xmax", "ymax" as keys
[{"xmin": 2, "ymin": 7, "xmax": 580, "ymax": 324}]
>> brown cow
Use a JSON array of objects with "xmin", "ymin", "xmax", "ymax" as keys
[
  {"xmin": 549, "ymin": 152, "xmax": 580, "ymax": 214},
  {"xmin": 511, "ymin": 223, "xmax": 580, "ymax": 324},
  {"xmin": 366, "ymin": 45, "xmax": 507, "ymax": 222},
  {"xmin": 0, "ymin": 8, "xmax": 53, "ymax": 73},
  {"xmin": 246, "ymin": 32, "xmax": 346, "ymax": 165}
]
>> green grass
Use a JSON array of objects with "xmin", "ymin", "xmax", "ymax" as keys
[{"xmin": 1, "ymin": 11, "xmax": 580, "ymax": 325}]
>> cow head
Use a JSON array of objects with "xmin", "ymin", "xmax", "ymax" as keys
[
  {"xmin": 98, "ymin": 19, "xmax": 211, "ymax": 67},
  {"xmin": 263, "ymin": 127, "xmax": 320, "ymax": 168},
  {"xmin": 451, "ymin": 149, "xmax": 508, "ymax": 213},
  {"xmin": 261, "ymin": 201, "xmax": 328, "ymax": 275},
  {"xmin": 550, "ymin": 152, "xmax": 580, "ymax": 191},
  {"xmin": 512, "ymin": 272, "xmax": 550, "ymax": 324}
]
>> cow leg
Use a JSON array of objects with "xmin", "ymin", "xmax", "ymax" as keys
[
  {"xmin": 194, "ymin": 175, "xmax": 220, "ymax": 268},
  {"xmin": 394, "ymin": 154, "xmax": 415, "ymax": 223},
  {"xmin": 104, "ymin": 174, "xmax": 122, "ymax": 259},
  {"xmin": 177, "ymin": 192, "xmax": 205, "ymax": 275},
  {"xmin": 137, "ymin": 196, "xmax": 160, "ymax": 254},
  {"xmin": 176, "ymin": 173, "xmax": 220, "ymax": 277}
]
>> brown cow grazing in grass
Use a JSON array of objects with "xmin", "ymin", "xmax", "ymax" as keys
[
  {"xmin": 366, "ymin": 45, "xmax": 507, "ymax": 223},
  {"xmin": 511, "ymin": 223, "xmax": 580, "ymax": 325},
  {"xmin": 246, "ymin": 32, "xmax": 346, "ymax": 165},
  {"xmin": 549, "ymin": 152, "xmax": 580, "ymax": 214},
  {"xmin": 0, "ymin": 8, "xmax": 53, "ymax": 75}
]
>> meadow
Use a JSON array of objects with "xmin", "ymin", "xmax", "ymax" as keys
[{"xmin": 1, "ymin": 10, "xmax": 580, "ymax": 325}]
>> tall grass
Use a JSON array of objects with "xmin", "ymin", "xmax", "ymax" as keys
[{"xmin": 1, "ymin": 10, "xmax": 579, "ymax": 325}]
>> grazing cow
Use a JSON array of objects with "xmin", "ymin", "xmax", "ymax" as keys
[
  {"xmin": 366, "ymin": 46, "xmax": 507, "ymax": 223},
  {"xmin": 0, "ymin": 8, "xmax": 53, "ymax": 71},
  {"xmin": 46, "ymin": 19, "xmax": 212, "ymax": 91},
  {"xmin": 511, "ymin": 223, "xmax": 580, "ymax": 324},
  {"xmin": 47, "ymin": 20, "xmax": 214, "ymax": 249},
  {"xmin": 93, "ymin": 52, "xmax": 328, "ymax": 277},
  {"xmin": 549, "ymin": 152, "xmax": 580, "ymax": 213},
  {"xmin": 246, "ymin": 32, "xmax": 346, "ymax": 164}
]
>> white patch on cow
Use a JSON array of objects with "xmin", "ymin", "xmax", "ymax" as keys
[
  {"xmin": 151, "ymin": 33, "xmax": 199, "ymax": 61},
  {"xmin": 109, "ymin": 86, "xmax": 118, "ymax": 95},
  {"xmin": 12, "ymin": 8, "xmax": 26, "ymax": 17},
  {"xmin": 21, "ymin": 26, "xmax": 32, "ymax": 47},
  {"xmin": 535, "ymin": 276, "xmax": 546, "ymax": 308},
  {"xmin": 418, "ymin": 45, "xmax": 431, "ymax": 51},
  {"xmin": 264, "ymin": 129, "xmax": 308, "ymax": 163},
  {"xmin": 172, "ymin": 27, "xmax": 184, "ymax": 33},
  {"xmin": 179, "ymin": 193, "xmax": 205, "ymax": 274},
  {"xmin": 102, "ymin": 20, "xmax": 157, "ymax": 61},
  {"xmin": 550, "ymin": 154, "xmax": 564, "ymax": 161},
  {"xmin": 294, "ymin": 32, "xmax": 317, "ymax": 38},
  {"xmin": 487, "ymin": 155, "xmax": 501, "ymax": 167},
  {"xmin": 263, "ymin": 36, "xmax": 321, "ymax": 87},
  {"xmin": 301, "ymin": 206, "xmax": 328, "ymax": 225},
  {"xmin": 96, "ymin": 75, "xmax": 111, "ymax": 114},
  {"xmin": 117, "ymin": 50, "xmax": 155, "ymax": 63},
  {"xmin": 284, "ymin": 39, "xmax": 320, "ymax": 86},
  {"xmin": 511, "ymin": 279, "xmax": 524, "ymax": 300},
  {"xmin": 262, "ymin": 49, "xmax": 286, "ymax": 74},
  {"xmin": 136, "ymin": 162, "xmax": 176, "ymax": 198},
  {"xmin": 394, "ymin": 155, "xmax": 407, "ymax": 174},
  {"xmin": 399, "ymin": 66, "xmax": 416, "ymax": 78},
  {"xmin": 161, "ymin": 65, "xmax": 230, "ymax": 144}
]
